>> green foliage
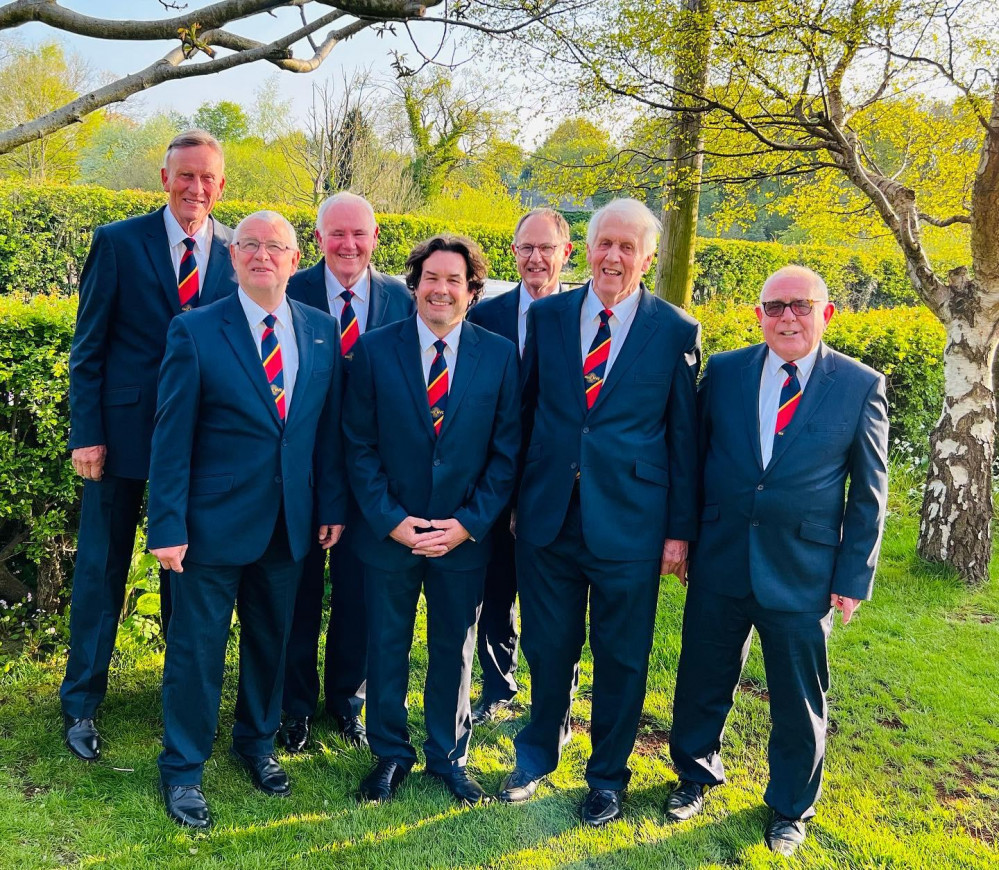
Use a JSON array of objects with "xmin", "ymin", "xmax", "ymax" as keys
[
  {"xmin": 190, "ymin": 101, "xmax": 250, "ymax": 142},
  {"xmin": 695, "ymin": 303, "xmax": 945, "ymax": 448}
]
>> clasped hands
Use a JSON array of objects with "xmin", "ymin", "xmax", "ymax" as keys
[{"xmin": 391, "ymin": 516, "xmax": 470, "ymax": 557}]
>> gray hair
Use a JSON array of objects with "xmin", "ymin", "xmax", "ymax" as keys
[
  {"xmin": 514, "ymin": 208, "xmax": 571, "ymax": 244},
  {"xmin": 759, "ymin": 265, "xmax": 829, "ymax": 302},
  {"xmin": 233, "ymin": 210, "xmax": 300, "ymax": 250},
  {"xmin": 316, "ymin": 192, "xmax": 377, "ymax": 232},
  {"xmin": 587, "ymin": 198, "xmax": 660, "ymax": 257},
  {"xmin": 162, "ymin": 129, "xmax": 225, "ymax": 171}
]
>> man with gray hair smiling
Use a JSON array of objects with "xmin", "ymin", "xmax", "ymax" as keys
[
  {"xmin": 499, "ymin": 198, "xmax": 701, "ymax": 826},
  {"xmin": 146, "ymin": 210, "xmax": 347, "ymax": 828}
]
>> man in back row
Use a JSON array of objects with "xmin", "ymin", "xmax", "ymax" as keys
[{"xmin": 279, "ymin": 192, "xmax": 413, "ymax": 753}]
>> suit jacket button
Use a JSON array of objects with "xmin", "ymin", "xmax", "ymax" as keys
[
  {"xmin": 274, "ymin": 475, "xmax": 282, "ymax": 484},
  {"xmin": 282, "ymin": 439, "xmax": 289, "ymax": 447},
  {"xmin": 582, "ymin": 426, "xmax": 590, "ymax": 434},
  {"xmin": 433, "ymin": 458, "xmax": 441, "ymax": 467},
  {"xmin": 570, "ymin": 462, "xmax": 578, "ymax": 470},
  {"xmin": 752, "ymin": 519, "xmax": 759, "ymax": 526},
  {"xmin": 757, "ymin": 484, "xmax": 764, "ymax": 491}
]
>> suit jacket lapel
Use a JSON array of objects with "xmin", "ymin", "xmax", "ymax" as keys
[
  {"xmin": 507, "ymin": 283, "xmax": 522, "ymax": 346},
  {"xmin": 221, "ymin": 294, "xmax": 282, "ymax": 429},
  {"xmin": 559, "ymin": 286, "xmax": 588, "ymax": 416},
  {"xmin": 284, "ymin": 301, "xmax": 313, "ymax": 429},
  {"xmin": 741, "ymin": 344, "xmax": 768, "ymax": 472},
  {"xmin": 765, "ymin": 342, "xmax": 837, "ymax": 474},
  {"xmin": 440, "ymin": 322, "xmax": 481, "ymax": 438},
  {"xmin": 143, "ymin": 208, "xmax": 181, "ymax": 315},
  {"xmin": 396, "ymin": 317, "xmax": 436, "ymax": 439},
  {"xmin": 594, "ymin": 286, "xmax": 658, "ymax": 405},
  {"xmin": 368, "ymin": 268, "xmax": 387, "ymax": 329},
  {"xmin": 200, "ymin": 217, "xmax": 232, "ymax": 305}
]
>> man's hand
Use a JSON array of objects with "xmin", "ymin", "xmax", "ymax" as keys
[
  {"xmin": 413, "ymin": 518, "xmax": 471, "ymax": 558},
  {"xmin": 72, "ymin": 445, "xmax": 107, "ymax": 482},
  {"xmin": 831, "ymin": 594, "xmax": 861, "ymax": 625},
  {"xmin": 319, "ymin": 524, "xmax": 345, "ymax": 549},
  {"xmin": 390, "ymin": 516, "xmax": 447, "ymax": 550},
  {"xmin": 151, "ymin": 545, "xmax": 188, "ymax": 574},
  {"xmin": 661, "ymin": 538, "xmax": 689, "ymax": 585}
]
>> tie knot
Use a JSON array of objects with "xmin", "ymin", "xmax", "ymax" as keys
[
  {"xmin": 599, "ymin": 309, "xmax": 612, "ymax": 326},
  {"xmin": 183, "ymin": 236, "xmax": 195, "ymax": 253},
  {"xmin": 263, "ymin": 313, "xmax": 277, "ymax": 329},
  {"xmin": 782, "ymin": 361, "xmax": 797, "ymax": 378},
  {"xmin": 340, "ymin": 290, "xmax": 354, "ymax": 303},
  {"xmin": 433, "ymin": 339, "xmax": 447, "ymax": 355}
]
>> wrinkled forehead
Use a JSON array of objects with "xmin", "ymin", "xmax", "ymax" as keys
[{"xmin": 321, "ymin": 202, "xmax": 376, "ymax": 234}]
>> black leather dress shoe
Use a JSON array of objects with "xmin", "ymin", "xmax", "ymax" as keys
[
  {"xmin": 426, "ymin": 767, "xmax": 488, "ymax": 805},
  {"xmin": 63, "ymin": 714, "xmax": 100, "ymax": 762},
  {"xmin": 665, "ymin": 779, "xmax": 707, "ymax": 822},
  {"xmin": 334, "ymin": 714, "xmax": 369, "ymax": 748},
  {"xmin": 161, "ymin": 784, "xmax": 212, "ymax": 829},
  {"xmin": 581, "ymin": 788, "xmax": 623, "ymax": 826},
  {"xmin": 359, "ymin": 759, "xmax": 408, "ymax": 802},
  {"xmin": 229, "ymin": 749, "xmax": 291, "ymax": 797},
  {"xmin": 498, "ymin": 767, "xmax": 541, "ymax": 803},
  {"xmin": 277, "ymin": 716, "xmax": 311, "ymax": 754},
  {"xmin": 764, "ymin": 811, "xmax": 807, "ymax": 856},
  {"xmin": 471, "ymin": 696, "xmax": 514, "ymax": 725}
]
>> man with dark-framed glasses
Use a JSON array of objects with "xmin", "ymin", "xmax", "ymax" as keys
[{"xmin": 665, "ymin": 265, "xmax": 889, "ymax": 856}]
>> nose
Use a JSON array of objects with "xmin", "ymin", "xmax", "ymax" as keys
[{"xmin": 780, "ymin": 303, "xmax": 797, "ymax": 322}]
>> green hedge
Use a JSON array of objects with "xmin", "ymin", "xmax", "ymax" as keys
[
  {"xmin": 695, "ymin": 302, "xmax": 945, "ymax": 447},
  {"xmin": 0, "ymin": 184, "xmax": 916, "ymax": 308}
]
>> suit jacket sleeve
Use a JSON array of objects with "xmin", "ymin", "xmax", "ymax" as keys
[
  {"xmin": 665, "ymin": 319, "xmax": 702, "ymax": 541},
  {"xmin": 831, "ymin": 374, "xmax": 889, "ymax": 600},
  {"xmin": 342, "ymin": 338, "xmax": 409, "ymax": 540},
  {"xmin": 315, "ymin": 330, "xmax": 348, "ymax": 526},
  {"xmin": 68, "ymin": 227, "xmax": 115, "ymax": 449},
  {"xmin": 453, "ymin": 342, "xmax": 521, "ymax": 541},
  {"xmin": 146, "ymin": 317, "xmax": 200, "ymax": 550}
]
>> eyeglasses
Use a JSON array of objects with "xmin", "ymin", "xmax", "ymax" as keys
[
  {"xmin": 761, "ymin": 299, "xmax": 822, "ymax": 317},
  {"xmin": 234, "ymin": 239, "xmax": 296, "ymax": 255},
  {"xmin": 514, "ymin": 243, "xmax": 560, "ymax": 257}
]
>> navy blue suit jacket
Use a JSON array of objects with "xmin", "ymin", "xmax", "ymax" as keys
[
  {"xmin": 286, "ymin": 262, "xmax": 413, "ymax": 366},
  {"xmin": 688, "ymin": 341, "xmax": 889, "ymax": 611},
  {"xmin": 466, "ymin": 284, "xmax": 520, "ymax": 347},
  {"xmin": 517, "ymin": 283, "xmax": 701, "ymax": 562},
  {"xmin": 146, "ymin": 293, "xmax": 347, "ymax": 566},
  {"xmin": 343, "ymin": 315, "xmax": 521, "ymax": 572},
  {"xmin": 68, "ymin": 207, "xmax": 237, "ymax": 479}
]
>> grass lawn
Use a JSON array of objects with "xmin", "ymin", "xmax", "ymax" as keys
[{"xmin": 1, "ymin": 483, "xmax": 997, "ymax": 868}]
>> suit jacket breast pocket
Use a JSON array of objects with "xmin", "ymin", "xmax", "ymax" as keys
[{"xmin": 102, "ymin": 386, "xmax": 141, "ymax": 406}]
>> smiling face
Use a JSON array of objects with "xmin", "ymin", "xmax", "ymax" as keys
[
  {"xmin": 161, "ymin": 144, "xmax": 225, "ymax": 234},
  {"xmin": 230, "ymin": 216, "xmax": 301, "ymax": 308},
  {"xmin": 414, "ymin": 250, "xmax": 475, "ymax": 338},
  {"xmin": 513, "ymin": 213, "xmax": 573, "ymax": 299},
  {"xmin": 316, "ymin": 199, "xmax": 379, "ymax": 290},
  {"xmin": 755, "ymin": 268, "xmax": 835, "ymax": 362},
  {"xmin": 586, "ymin": 214, "xmax": 654, "ymax": 307}
]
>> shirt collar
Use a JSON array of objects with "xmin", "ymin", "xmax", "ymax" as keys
[
  {"xmin": 583, "ymin": 282, "xmax": 642, "ymax": 323},
  {"xmin": 765, "ymin": 343, "xmax": 820, "ymax": 380},
  {"xmin": 518, "ymin": 281, "xmax": 562, "ymax": 315},
  {"xmin": 164, "ymin": 207, "xmax": 211, "ymax": 251},
  {"xmin": 416, "ymin": 314, "xmax": 462, "ymax": 355},
  {"xmin": 325, "ymin": 264, "xmax": 370, "ymax": 302},
  {"xmin": 238, "ymin": 288, "xmax": 293, "ymax": 330}
]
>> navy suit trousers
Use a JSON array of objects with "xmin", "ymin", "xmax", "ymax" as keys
[{"xmin": 475, "ymin": 510, "xmax": 519, "ymax": 703}]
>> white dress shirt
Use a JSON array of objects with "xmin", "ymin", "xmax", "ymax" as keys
[
  {"xmin": 238, "ymin": 289, "xmax": 299, "ymax": 412},
  {"xmin": 518, "ymin": 282, "xmax": 564, "ymax": 356},
  {"xmin": 417, "ymin": 315, "xmax": 462, "ymax": 389},
  {"xmin": 164, "ymin": 207, "xmax": 213, "ymax": 297},
  {"xmin": 325, "ymin": 265, "xmax": 370, "ymax": 334},
  {"xmin": 579, "ymin": 284, "xmax": 642, "ymax": 376},
  {"xmin": 758, "ymin": 345, "xmax": 819, "ymax": 468}
]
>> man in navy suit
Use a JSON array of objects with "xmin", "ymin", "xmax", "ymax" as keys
[
  {"xmin": 499, "ymin": 199, "xmax": 700, "ymax": 826},
  {"xmin": 280, "ymin": 193, "xmax": 413, "ymax": 753},
  {"xmin": 466, "ymin": 208, "xmax": 572, "ymax": 724},
  {"xmin": 343, "ymin": 235, "xmax": 520, "ymax": 806},
  {"xmin": 665, "ymin": 266, "xmax": 889, "ymax": 856},
  {"xmin": 147, "ymin": 211, "xmax": 347, "ymax": 828},
  {"xmin": 61, "ymin": 130, "xmax": 237, "ymax": 762}
]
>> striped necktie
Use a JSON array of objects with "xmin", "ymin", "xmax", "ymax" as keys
[
  {"xmin": 774, "ymin": 362, "xmax": 801, "ymax": 441},
  {"xmin": 427, "ymin": 339, "xmax": 448, "ymax": 437},
  {"xmin": 261, "ymin": 313, "xmax": 286, "ymax": 422},
  {"xmin": 583, "ymin": 308, "xmax": 612, "ymax": 409},
  {"xmin": 178, "ymin": 237, "xmax": 198, "ymax": 311},
  {"xmin": 339, "ymin": 290, "xmax": 359, "ymax": 357}
]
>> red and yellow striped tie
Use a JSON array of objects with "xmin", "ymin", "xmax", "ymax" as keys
[
  {"xmin": 774, "ymin": 361, "xmax": 801, "ymax": 438},
  {"xmin": 262, "ymin": 313, "xmax": 286, "ymax": 422},
  {"xmin": 178, "ymin": 237, "xmax": 198, "ymax": 311},
  {"xmin": 339, "ymin": 289, "xmax": 359, "ymax": 357},
  {"xmin": 583, "ymin": 309, "xmax": 612, "ymax": 409},
  {"xmin": 427, "ymin": 339, "xmax": 448, "ymax": 437}
]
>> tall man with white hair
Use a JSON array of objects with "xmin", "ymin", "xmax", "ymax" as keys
[
  {"xmin": 61, "ymin": 130, "xmax": 237, "ymax": 763},
  {"xmin": 281, "ymin": 192, "xmax": 413, "ymax": 752},
  {"xmin": 665, "ymin": 266, "xmax": 888, "ymax": 856},
  {"xmin": 147, "ymin": 211, "xmax": 347, "ymax": 828},
  {"xmin": 499, "ymin": 198, "xmax": 701, "ymax": 826}
]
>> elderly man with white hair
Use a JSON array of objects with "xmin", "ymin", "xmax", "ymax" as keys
[
  {"xmin": 498, "ymin": 198, "xmax": 701, "ymax": 826},
  {"xmin": 147, "ymin": 210, "xmax": 347, "ymax": 828}
]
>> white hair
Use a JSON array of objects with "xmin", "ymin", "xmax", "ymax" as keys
[
  {"xmin": 315, "ymin": 192, "xmax": 376, "ymax": 232},
  {"xmin": 233, "ymin": 210, "xmax": 299, "ymax": 250},
  {"xmin": 587, "ymin": 198, "xmax": 661, "ymax": 257},
  {"xmin": 759, "ymin": 265, "xmax": 829, "ymax": 302}
]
